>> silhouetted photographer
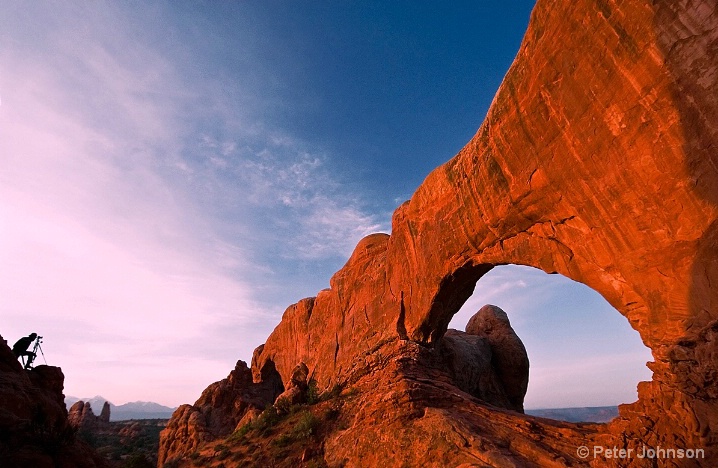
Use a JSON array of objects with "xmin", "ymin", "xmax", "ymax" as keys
[{"xmin": 12, "ymin": 333, "xmax": 43, "ymax": 369}]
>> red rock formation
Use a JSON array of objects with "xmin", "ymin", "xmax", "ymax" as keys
[
  {"xmin": 68, "ymin": 400, "xmax": 111, "ymax": 431},
  {"xmin": 157, "ymin": 360, "xmax": 282, "ymax": 465},
  {"xmin": 159, "ymin": 309, "xmax": 532, "ymax": 466},
  {"xmin": 0, "ymin": 335, "xmax": 107, "ymax": 467},
  {"xmin": 324, "ymin": 338, "xmax": 595, "ymax": 468},
  {"xmin": 160, "ymin": 0, "xmax": 718, "ymax": 466}
]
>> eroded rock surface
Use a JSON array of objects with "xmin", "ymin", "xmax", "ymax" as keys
[{"xmin": 160, "ymin": 0, "xmax": 718, "ymax": 466}]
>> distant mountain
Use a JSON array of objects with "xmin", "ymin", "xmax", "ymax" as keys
[
  {"xmin": 65, "ymin": 395, "xmax": 177, "ymax": 421},
  {"xmin": 525, "ymin": 406, "xmax": 619, "ymax": 423}
]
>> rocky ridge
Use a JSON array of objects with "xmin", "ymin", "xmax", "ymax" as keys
[{"xmin": 159, "ymin": 0, "xmax": 718, "ymax": 466}]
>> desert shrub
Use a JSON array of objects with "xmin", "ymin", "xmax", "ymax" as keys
[
  {"xmin": 291, "ymin": 411, "xmax": 319, "ymax": 440},
  {"xmin": 228, "ymin": 405, "xmax": 282, "ymax": 442},
  {"xmin": 228, "ymin": 422, "xmax": 253, "ymax": 442},
  {"xmin": 256, "ymin": 405, "xmax": 281, "ymax": 435},
  {"xmin": 272, "ymin": 433, "xmax": 293, "ymax": 447}
]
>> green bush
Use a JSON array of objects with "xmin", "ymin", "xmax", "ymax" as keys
[
  {"xmin": 256, "ymin": 405, "xmax": 281, "ymax": 435},
  {"xmin": 228, "ymin": 422, "xmax": 253, "ymax": 442},
  {"xmin": 291, "ymin": 411, "xmax": 319, "ymax": 440}
]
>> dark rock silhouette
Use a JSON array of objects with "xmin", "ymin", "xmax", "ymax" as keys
[{"xmin": 0, "ymin": 335, "xmax": 107, "ymax": 467}]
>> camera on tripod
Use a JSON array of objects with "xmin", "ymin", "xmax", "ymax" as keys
[{"xmin": 28, "ymin": 336, "xmax": 45, "ymax": 368}]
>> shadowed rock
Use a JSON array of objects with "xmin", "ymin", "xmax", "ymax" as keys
[{"xmin": 275, "ymin": 362, "xmax": 310, "ymax": 412}]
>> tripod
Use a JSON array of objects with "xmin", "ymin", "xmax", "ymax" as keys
[{"xmin": 22, "ymin": 336, "xmax": 47, "ymax": 370}]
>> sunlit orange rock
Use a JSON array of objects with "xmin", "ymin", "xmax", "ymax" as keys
[{"xmin": 160, "ymin": 0, "xmax": 718, "ymax": 465}]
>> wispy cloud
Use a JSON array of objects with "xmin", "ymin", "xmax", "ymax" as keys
[{"xmin": 0, "ymin": 2, "xmax": 384, "ymax": 405}]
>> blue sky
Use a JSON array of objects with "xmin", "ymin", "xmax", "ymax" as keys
[{"xmin": 0, "ymin": 1, "xmax": 651, "ymax": 409}]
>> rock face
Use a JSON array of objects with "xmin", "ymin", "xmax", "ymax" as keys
[
  {"xmin": 68, "ymin": 400, "xmax": 111, "ymax": 431},
  {"xmin": 160, "ymin": 0, "xmax": 718, "ymax": 466},
  {"xmin": 0, "ymin": 335, "xmax": 107, "ymax": 467}
]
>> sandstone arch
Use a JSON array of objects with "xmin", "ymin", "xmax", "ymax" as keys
[
  {"xmin": 255, "ymin": 0, "xmax": 717, "ymax": 457},
  {"xmin": 161, "ymin": 0, "xmax": 718, "ymax": 464}
]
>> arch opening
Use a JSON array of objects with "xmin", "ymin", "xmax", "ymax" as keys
[{"xmin": 446, "ymin": 264, "xmax": 653, "ymax": 423}]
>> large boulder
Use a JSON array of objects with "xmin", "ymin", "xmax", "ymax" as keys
[{"xmin": 465, "ymin": 304, "xmax": 529, "ymax": 412}]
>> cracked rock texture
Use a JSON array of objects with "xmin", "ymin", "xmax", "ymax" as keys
[{"xmin": 159, "ymin": 0, "xmax": 718, "ymax": 466}]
